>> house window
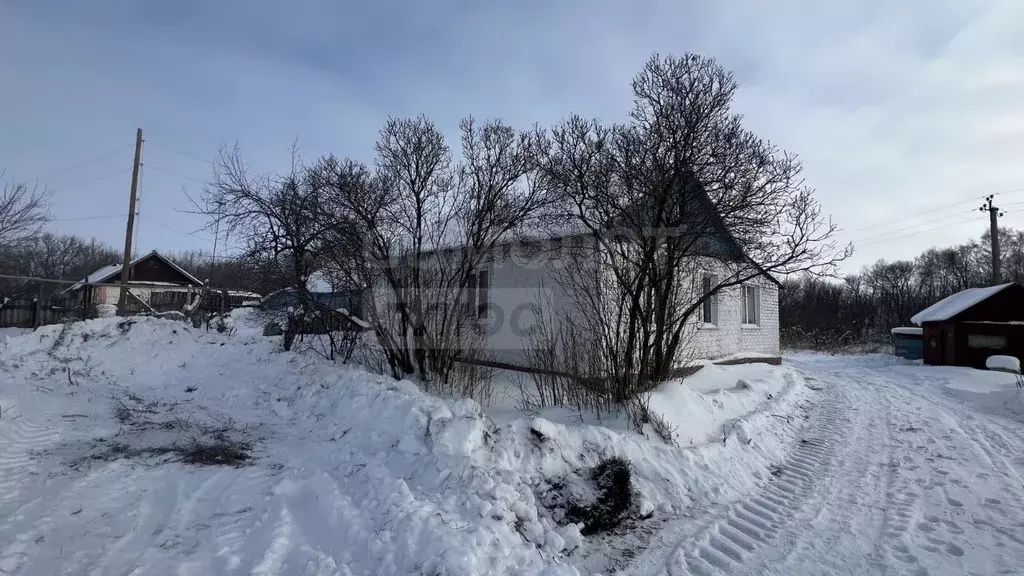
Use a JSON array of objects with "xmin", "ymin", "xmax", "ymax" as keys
[
  {"xmin": 464, "ymin": 272, "xmax": 477, "ymax": 316},
  {"xmin": 477, "ymin": 270, "xmax": 489, "ymax": 318},
  {"xmin": 701, "ymin": 274, "xmax": 719, "ymax": 325},
  {"xmin": 742, "ymin": 285, "xmax": 760, "ymax": 325},
  {"xmin": 968, "ymin": 334, "xmax": 1007, "ymax": 349},
  {"xmin": 464, "ymin": 268, "xmax": 489, "ymax": 319}
]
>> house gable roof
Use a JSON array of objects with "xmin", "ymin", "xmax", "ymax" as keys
[
  {"xmin": 911, "ymin": 283, "xmax": 1016, "ymax": 325},
  {"xmin": 66, "ymin": 251, "xmax": 203, "ymax": 292}
]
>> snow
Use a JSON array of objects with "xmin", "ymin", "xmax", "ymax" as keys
[
  {"xmin": 4, "ymin": 317, "xmax": 1024, "ymax": 574},
  {"xmin": 911, "ymin": 282, "xmax": 1014, "ymax": 324},
  {"xmin": 0, "ymin": 326, "xmax": 31, "ymax": 339},
  {"xmin": 891, "ymin": 327, "xmax": 923, "ymax": 335},
  {"xmin": 0, "ymin": 314, "xmax": 814, "ymax": 575},
  {"xmin": 84, "ymin": 263, "xmax": 122, "ymax": 284},
  {"xmin": 963, "ymin": 320, "xmax": 1024, "ymax": 325},
  {"xmin": 306, "ymin": 270, "xmax": 332, "ymax": 293},
  {"xmin": 714, "ymin": 351, "xmax": 780, "ymax": 362},
  {"xmin": 335, "ymin": 307, "xmax": 371, "ymax": 329},
  {"xmin": 620, "ymin": 352, "xmax": 1024, "ymax": 575},
  {"xmin": 986, "ymin": 354, "xmax": 1021, "ymax": 373}
]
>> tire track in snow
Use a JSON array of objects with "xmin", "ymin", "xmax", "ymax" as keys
[
  {"xmin": 0, "ymin": 415, "xmax": 62, "ymax": 575},
  {"xmin": 209, "ymin": 466, "xmax": 280, "ymax": 574},
  {"xmin": 652, "ymin": 382, "xmax": 851, "ymax": 576},
  {"xmin": 0, "ymin": 416, "xmax": 60, "ymax": 507}
]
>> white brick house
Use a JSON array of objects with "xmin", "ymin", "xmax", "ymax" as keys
[{"xmin": 447, "ymin": 235, "xmax": 781, "ymax": 369}]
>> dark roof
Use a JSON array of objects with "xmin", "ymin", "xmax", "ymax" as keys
[
  {"xmin": 912, "ymin": 283, "xmax": 1020, "ymax": 325},
  {"xmin": 63, "ymin": 251, "xmax": 203, "ymax": 293}
]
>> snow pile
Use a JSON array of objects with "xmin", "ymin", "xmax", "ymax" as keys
[
  {"xmin": 986, "ymin": 355, "xmax": 1021, "ymax": 373},
  {"xmin": 0, "ymin": 316, "xmax": 813, "ymax": 574},
  {"xmin": 0, "ymin": 327, "xmax": 31, "ymax": 341}
]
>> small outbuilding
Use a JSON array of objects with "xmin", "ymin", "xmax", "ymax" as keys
[
  {"xmin": 911, "ymin": 282, "xmax": 1024, "ymax": 368},
  {"xmin": 891, "ymin": 327, "xmax": 924, "ymax": 360}
]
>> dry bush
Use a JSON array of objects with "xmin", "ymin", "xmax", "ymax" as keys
[{"xmin": 179, "ymin": 436, "xmax": 252, "ymax": 467}]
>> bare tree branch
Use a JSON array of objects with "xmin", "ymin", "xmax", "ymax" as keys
[{"xmin": 0, "ymin": 172, "xmax": 51, "ymax": 247}]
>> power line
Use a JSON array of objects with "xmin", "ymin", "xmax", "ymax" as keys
[
  {"xmin": 856, "ymin": 217, "xmax": 982, "ymax": 248},
  {"xmin": 51, "ymin": 167, "xmax": 132, "ymax": 191},
  {"xmin": 851, "ymin": 197, "xmax": 982, "ymax": 233},
  {"xmin": 140, "ymin": 215, "xmax": 213, "ymax": 241},
  {"xmin": 52, "ymin": 213, "xmax": 127, "ymax": 222},
  {"xmin": 850, "ymin": 186, "xmax": 1024, "ymax": 235},
  {"xmin": 850, "ymin": 209, "xmax": 977, "ymax": 244},
  {"xmin": 35, "ymin": 145, "xmax": 134, "ymax": 179},
  {"xmin": 148, "ymin": 141, "xmax": 213, "ymax": 165},
  {"xmin": 147, "ymin": 165, "xmax": 206, "ymax": 184}
]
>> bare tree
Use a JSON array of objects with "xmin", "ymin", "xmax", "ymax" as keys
[
  {"xmin": 319, "ymin": 115, "xmax": 548, "ymax": 389},
  {"xmin": 534, "ymin": 53, "xmax": 850, "ymax": 401},
  {"xmin": 0, "ymin": 173, "xmax": 51, "ymax": 247},
  {"xmin": 198, "ymin": 145, "xmax": 348, "ymax": 354}
]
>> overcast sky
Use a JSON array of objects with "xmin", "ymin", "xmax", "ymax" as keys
[{"xmin": 2, "ymin": 0, "xmax": 1022, "ymax": 273}]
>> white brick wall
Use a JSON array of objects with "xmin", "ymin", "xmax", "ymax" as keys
[
  {"xmin": 689, "ymin": 277, "xmax": 780, "ymax": 360},
  {"xmin": 376, "ymin": 240, "xmax": 782, "ymax": 368}
]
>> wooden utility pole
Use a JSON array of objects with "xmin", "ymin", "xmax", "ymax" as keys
[
  {"xmin": 117, "ymin": 128, "xmax": 144, "ymax": 315},
  {"xmin": 980, "ymin": 194, "xmax": 1003, "ymax": 286}
]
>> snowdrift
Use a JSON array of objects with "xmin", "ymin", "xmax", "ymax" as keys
[{"xmin": 0, "ymin": 316, "xmax": 814, "ymax": 575}]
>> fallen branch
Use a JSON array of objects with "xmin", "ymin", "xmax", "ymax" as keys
[{"xmin": 771, "ymin": 414, "xmax": 791, "ymax": 423}]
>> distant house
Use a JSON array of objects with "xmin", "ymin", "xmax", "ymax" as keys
[
  {"xmin": 63, "ymin": 250, "xmax": 204, "ymax": 313},
  {"xmin": 911, "ymin": 282, "xmax": 1024, "ymax": 368}
]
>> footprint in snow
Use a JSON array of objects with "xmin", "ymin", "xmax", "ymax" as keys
[
  {"xmin": 946, "ymin": 496, "xmax": 963, "ymax": 507},
  {"xmin": 941, "ymin": 520, "xmax": 964, "ymax": 535},
  {"xmin": 945, "ymin": 542, "xmax": 965, "ymax": 557}
]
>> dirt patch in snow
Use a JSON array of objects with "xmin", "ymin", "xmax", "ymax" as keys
[
  {"xmin": 59, "ymin": 390, "xmax": 260, "ymax": 469},
  {"xmin": 62, "ymin": 433, "xmax": 253, "ymax": 469}
]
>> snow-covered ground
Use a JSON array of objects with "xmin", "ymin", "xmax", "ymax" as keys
[
  {"xmin": 0, "ymin": 327, "xmax": 31, "ymax": 342},
  {"xmin": 619, "ymin": 353, "xmax": 1024, "ymax": 575},
  {"xmin": 5, "ymin": 320, "xmax": 1021, "ymax": 575},
  {"xmin": 0, "ymin": 315, "xmax": 812, "ymax": 575}
]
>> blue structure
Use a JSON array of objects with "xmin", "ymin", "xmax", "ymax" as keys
[
  {"xmin": 891, "ymin": 327, "xmax": 924, "ymax": 360},
  {"xmin": 260, "ymin": 288, "xmax": 363, "ymax": 316}
]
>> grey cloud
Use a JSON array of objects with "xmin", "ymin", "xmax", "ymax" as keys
[{"xmin": 1, "ymin": 0, "xmax": 1020, "ymax": 271}]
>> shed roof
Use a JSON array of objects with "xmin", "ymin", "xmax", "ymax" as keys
[
  {"xmin": 64, "ymin": 251, "xmax": 203, "ymax": 292},
  {"xmin": 911, "ymin": 283, "xmax": 1015, "ymax": 325}
]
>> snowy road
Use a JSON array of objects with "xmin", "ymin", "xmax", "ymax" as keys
[{"xmin": 627, "ymin": 354, "xmax": 1024, "ymax": 576}]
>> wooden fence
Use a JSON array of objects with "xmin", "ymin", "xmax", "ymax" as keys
[
  {"xmin": 0, "ymin": 295, "xmax": 81, "ymax": 328},
  {"xmin": 0, "ymin": 279, "xmax": 259, "ymax": 329}
]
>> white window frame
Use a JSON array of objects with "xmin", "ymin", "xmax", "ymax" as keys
[
  {"xmin": 465, "ymin": 265, "xmax": 490, "ymax": 319},
  {"xmin": 700, "ymin": 274, "xmax": 719, "ymax": 327},
  {"xmin": 742, "ymin": 284, "xmax": 760, "ymax": 326}
]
